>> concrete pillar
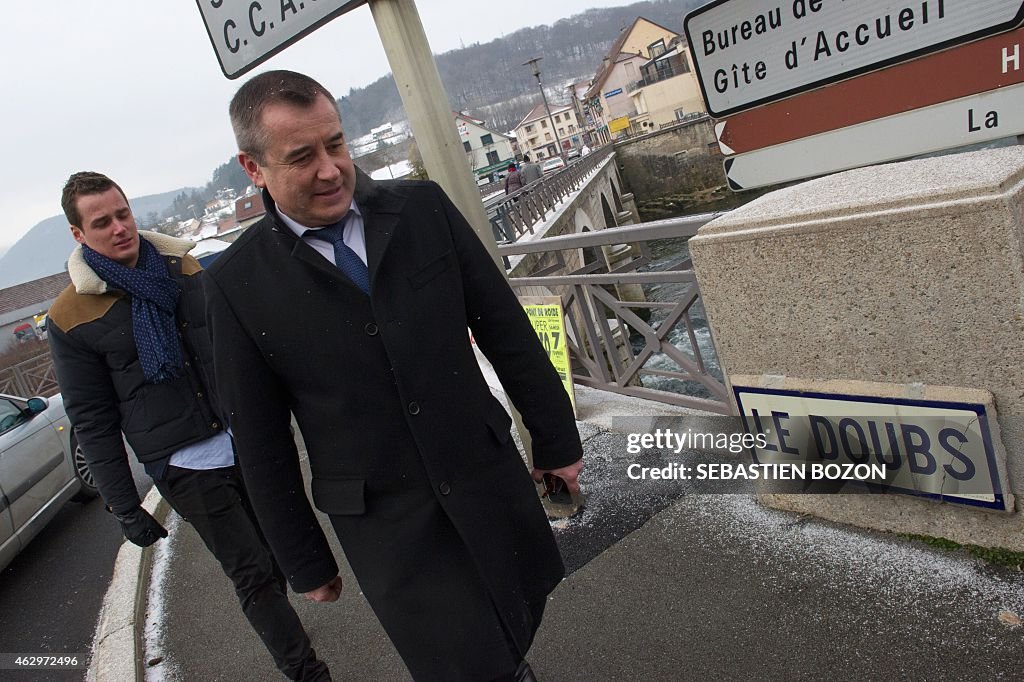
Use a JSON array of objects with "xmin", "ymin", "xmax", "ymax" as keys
[
  {"xmin": 620, "ymin": 192, "xmax": 640, "ymax": 222},
  {"xmin": 369, "ymin": 0, "xmax": 497, "ymax": 267},
  {"xmin": 689, "ymin": 146, "xmax": 1024, "ymax": 551}
]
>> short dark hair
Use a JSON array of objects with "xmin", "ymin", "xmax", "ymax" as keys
[
  {"xmin": 229, "ymin": 70, "xmax": 339, "ymax": 163},
  {"xmin": 61, "ymin": 172, "xmax": 128, "ymax": 227},
  {"xmin": 523, "ymin": 153, "xmax": 531, "ymax": 162},
  {"xmin": 507, "ymin": 163, "xmax": 517, "ymax": 171}
]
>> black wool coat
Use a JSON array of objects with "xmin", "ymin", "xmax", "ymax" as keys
[{"xmin": 203, "ymin": 172, "xmax": 582, "ymax": 678}]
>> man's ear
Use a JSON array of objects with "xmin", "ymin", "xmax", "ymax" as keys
[
  {"xmin": 70, "ymin": 225, "xmax": 86, "ymax": 246},
  {"xmin": 238, "ymin": 152, "xmax": 266, "ymax": 188}
]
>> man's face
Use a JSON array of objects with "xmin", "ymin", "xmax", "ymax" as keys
[
  {"xmin": 239, "ymin": 94, "xmax": 357, "ymax": 227},
  {"xmin": 70, "ymin": 187, "xmax": 140, "ymax": 267}
]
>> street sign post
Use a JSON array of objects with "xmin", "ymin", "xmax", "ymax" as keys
[
  {"xmin": 722, "ymin": 81, "xmax": 1024, "ymax": 190},
  {"xmin": 684, "ymin": 0, "xmax": 1024, "ymax": 118},
  {"xmin": 717, "ymin": 26, "xmax": 1024, "ymax": 155},
  {"xmin": 195, "ymin": 0, "xmax": 367, "ymax": 79}
]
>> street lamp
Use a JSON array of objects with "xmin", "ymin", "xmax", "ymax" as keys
[{"xmin": 523, "ymin": 56, "xmax": 564, "ymax": 158}]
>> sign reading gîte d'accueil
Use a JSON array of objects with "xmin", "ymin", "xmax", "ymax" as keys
[
  {"xmin": 733, "ymin": 386, "xmax": 1012, "ymax": 511},
  {"xmin": 684, "ymin": 0, "xmax": 1024, "ymax": 117},
  {"xmin": 195, "ymin": 0, "xmax": 367, "ymax": 79}
]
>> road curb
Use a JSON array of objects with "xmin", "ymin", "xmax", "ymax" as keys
[{"xmin": 87, "ymin": 487, "xmax": 170, "ymax": 682}]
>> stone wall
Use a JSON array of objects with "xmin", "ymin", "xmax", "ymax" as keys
[
  {"xmin": 613, "ymin": 118, "xmax": 727, "ymax": 220},
  {"xmin": 690, "ymin": 146, "xmax": 1024, "ymax": 551}
]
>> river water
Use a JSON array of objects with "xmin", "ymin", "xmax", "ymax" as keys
[{"xmin": 626, "ymin": 193, "xmax": 769, "ymax": 401}]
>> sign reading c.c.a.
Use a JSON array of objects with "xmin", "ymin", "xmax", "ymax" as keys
[
  {"xmin": 684, "ymin": 0, "xmax": 1024, "ymax": 118},
  {"xmin": 195, "ymin": 0, "xmax": 367, "ymax": 79}
]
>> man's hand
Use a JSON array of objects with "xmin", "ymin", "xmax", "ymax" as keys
[
  {"xmin": 531, "ymin": 458, "xmax": 584, "ymax": 495},
  {"xmin": 114, "ymin": 507, "xmax": 168, "ymax": 547},
  {"xmin": 303, "ymin": 576, "xmax": 343, "ymax": 603}
]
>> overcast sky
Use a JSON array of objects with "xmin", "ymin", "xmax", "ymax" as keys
[{"xmin": 0, "ymin": 1, "xmax": 635, "ymax": 251}]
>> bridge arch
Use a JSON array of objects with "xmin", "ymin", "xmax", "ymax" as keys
[
  {"xmin": 574, "ymin": 207, "xmax": 602, "ymax": 270},
  {"xmin": 601, "ymin": 193, "xmax": 617, "ymax": 229}
]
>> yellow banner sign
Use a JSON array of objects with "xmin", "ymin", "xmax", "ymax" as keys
[
  {"xmin": 609, "ymin": 116, "xmax": 631, "ymax": 133},
  {"xmin": 520, "ymin": 296, "xmax": 576, "ymax": 415}
]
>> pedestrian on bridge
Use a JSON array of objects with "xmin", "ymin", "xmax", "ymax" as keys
[
  {"xmin": 47, "ymin": 172, "xmax": 330, "ymax": 681},
  {"xmin": 204, "ymin": 70, "xmax": 584, "ymax": 682},
  {"xmin": 504, "ymin": 161, "xmax": 525, "ymax": 194},
  {"xmin": 520, "ymin": 153, "xmax": 543, "ymax": 186}
]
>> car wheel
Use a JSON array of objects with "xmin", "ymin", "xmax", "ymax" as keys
[{"xmin": 69, "ymin": 432, "xmax": 99, "ymax": 502}]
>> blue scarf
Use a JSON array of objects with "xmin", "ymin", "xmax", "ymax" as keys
[{"xmin": 82, "ymin": 237, "xmax": 182, "ymax": 383}]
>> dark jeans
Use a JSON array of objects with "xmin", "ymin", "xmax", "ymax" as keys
[{"xmin": 155, "ymin": 466, "xmax": 329, "ymax": 681}]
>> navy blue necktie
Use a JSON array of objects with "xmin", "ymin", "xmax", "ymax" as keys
[{"xmin": 306, "ymin": 215, "xmax": 370, "ymax": 294}]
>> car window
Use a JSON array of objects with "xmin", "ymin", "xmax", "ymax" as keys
[{"xmin": 0, "ymin": 398, "xmax": 26, "ymax": 434}]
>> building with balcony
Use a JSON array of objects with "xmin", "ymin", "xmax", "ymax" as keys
[
  {"xmin": 513, "ymin": 103, "xmax": 582, "ymax": 161},
  {"xmin": 628, "ymin": 39, "xmax": 705, "ymax": 131},
  {"xmin": 585, "ymin": 17, "xmax": 704, "ymax": 139}
]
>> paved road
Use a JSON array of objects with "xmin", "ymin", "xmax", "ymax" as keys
[
  {"xmin": 146, "ymin": 425, "xmax": 1024, "ymax": 681},
  {"xmin": 0, "ymin": 459, "xmax": 149, "ymax": 681}
]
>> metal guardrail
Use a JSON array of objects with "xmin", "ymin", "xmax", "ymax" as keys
[
  {"xmin": 484, "ymin": 146, "xmax": 613, "ymax": 244},
  {"xmin": 0, "ymin": 353, "xmax": 58, "ymax": 397},
  {"xmin": 498, "ymin": 214, "xmax": 734, "ymax": 414}
]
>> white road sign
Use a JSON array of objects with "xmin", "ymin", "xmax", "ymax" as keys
[
  {"xmin": 684, "ymin": 0, "xmax": 1024, "ymax": 117},
  {"xmin": 734, "ymin": 386, "xmax": 1011, "ymax": 511},
  {"xmin": 723, "ymin": 81, "xmax": 1024, "ymax": 190},
  {"xmin": 195, "ymin": 0, "xmax": 367, "ymax": 79}
]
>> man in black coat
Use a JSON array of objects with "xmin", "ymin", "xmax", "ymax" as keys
[
  {"xmin": 48, "ymin": 172, "xmax": 330, "ymax": 680},
  {"xmin": 203, "ymin": 70, "xmax": 583, "ymax": 680}
]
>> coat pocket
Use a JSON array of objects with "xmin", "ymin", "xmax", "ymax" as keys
[
  {"xmin": 310, "ymin": 478, "xmax": 366, "ymax": 515},
  {"xmin": 484, "ymin": 402, "xmax": 514, "ymax": 445},
  {"xmin": 408, "ymin": 250, "xmax": 453, "ymax": 289}
]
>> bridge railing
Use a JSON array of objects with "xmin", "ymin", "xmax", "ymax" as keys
[
  {"xmin": 0, "ymin": 353, "xmax": 59, "ymax": 397},
  {"xmin": 498, "ymin": 213, "xmax": 735, "ymax": 414},
  {"xmin": 484, "ymin": 146, "xmax": 613, "ymax": 244}
]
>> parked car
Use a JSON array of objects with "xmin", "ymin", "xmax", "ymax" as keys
[
  {"xmin": 566, "ymin": 148, "xmax": 582, "ymax": 160},
  {"xmin": 541, "ymin": 157, "xmax": 566, "ymax": 173},
  {"xmin": 0, "ymin": 392, "xmax": 98, "ymax": 571}
]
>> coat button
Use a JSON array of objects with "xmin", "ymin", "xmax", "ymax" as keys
[
  {"xmin": 197, "ymin": 392, "xmax": 204, "ymax": 399},
  {"xmin": 439, "ymin": 482, "xmax": 451, "ymax": 496},
  {"xmin": 408, "ymin": 402, "xmax": 420, "ymax": 415},
  {"xmin": 365, "ymin": 322, "xmax": 379, "ymax": 336},
  {"xmin": 212, "ymin": 421, "xmax": 220, "ymax": 429}
]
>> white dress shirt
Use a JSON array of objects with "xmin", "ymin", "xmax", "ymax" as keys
[{"xmin": 278, "ymin": 201, "xmax": 368, "ymax": 266}]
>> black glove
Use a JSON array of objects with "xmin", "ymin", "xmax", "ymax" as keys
[{"xmin": 114, "ymin": 507, "xmax": 168, "ymax": 547}]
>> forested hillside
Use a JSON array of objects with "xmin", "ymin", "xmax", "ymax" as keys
[{"xmin": 341, "ymin": 0, "xmax": 702, "ymax": 136}]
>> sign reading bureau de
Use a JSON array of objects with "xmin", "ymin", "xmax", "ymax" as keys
[
  {"xmin": 195, "ymin": 0, "xmax": 367, "ymax": 79},
  {"xmin": 684, "ymin": 0, "xmax": 1024, "ymax": 118}
]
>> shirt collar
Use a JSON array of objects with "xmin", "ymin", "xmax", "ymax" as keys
[{"xmin": 277, "ymin": 200, "xmax": 362, "ymax": 240}]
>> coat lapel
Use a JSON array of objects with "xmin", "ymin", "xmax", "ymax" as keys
[
  {"xmin": 354, "ymin": 169, "xmax": 405, "ymax": 293},
  {"xmin": 288, "ymin": 234, "xmax": 351, "ymax": 284},
  {"xmin": 261, "ymin": 170, "xmax": 406, "ymax": 295}
]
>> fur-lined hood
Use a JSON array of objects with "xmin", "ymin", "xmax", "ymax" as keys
[{"xmin": 67, "ymin": 231, "xmax": 196, "ymax": 295}]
